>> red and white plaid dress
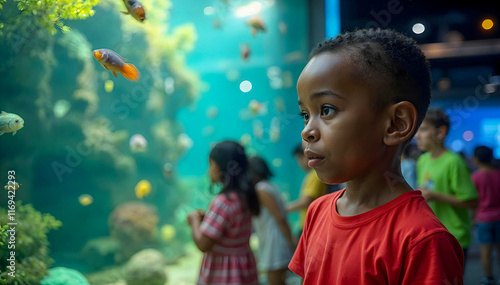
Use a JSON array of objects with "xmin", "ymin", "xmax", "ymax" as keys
[{"xmin": 198, "ymin": 192, "xmax": 259, "ymax": 285}]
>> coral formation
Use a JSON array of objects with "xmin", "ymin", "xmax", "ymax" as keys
[
  {"xmin": 0, "ymin": 202, "xmax": 62, "ymax": 284},
  {"xmin": 108, "ymin": 202, "xmax": 159, "ymax": 263}
]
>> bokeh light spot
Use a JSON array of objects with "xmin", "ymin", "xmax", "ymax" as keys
[
  {"xmin": 412, "ymin": 23, "xmax": 425, "ymax": 34},
  {"xmin": 462, "ymin": 130, "xmax": 474, "ymax": 141},
  {"xmin": 240, "ymin": 80, "xmax": 252, "ymax": 93},
  {"xmin": 482, "ymin": 19, "xmax": 494, "ymax": 30}
]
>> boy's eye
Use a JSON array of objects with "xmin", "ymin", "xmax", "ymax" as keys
[
  {"xmin": 298, "ymin": 112, "xmax": 309, "ymax": 121},
  {"xmin": 321, "ymin": 105, "xmax": 336, "ymax": 116}
]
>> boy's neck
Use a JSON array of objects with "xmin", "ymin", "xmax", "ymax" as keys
[
  {"xmin": 338, "ymin": 159, "xmax": 410, "ymax": 216},
  {"xmin": 477, "ymin": 163, "xmax": 495, "ymax": 171},
  {"xmin": 429, "ymin": 144, "xmax": 446, "ymax": 159}
]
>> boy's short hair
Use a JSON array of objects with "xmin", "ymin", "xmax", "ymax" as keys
[
  {"xmin": 474, "ymin": 146, "xmax": 493, "ymax": 164},
  {"xmin": 292, "ymin": 143, "xmax": 304, "ymax": 156},
  {"xmin": 423, "ymin": 108, "xmax": 450, "ymax": 132},
  {"xmin": 310, "ymin": 28, "xmax": 431, "ymax": 136}
]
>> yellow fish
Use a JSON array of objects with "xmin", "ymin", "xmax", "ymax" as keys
[
  {"xmin": 79, "ymin": 194, "xmax": 93, "ymax": 206},
  {"xmin": 104, "ymin": 80, "xmax": 114, "ymax": 93},
  {"xmin": 135, "ymin": 179, "xmax": 151, "ymax": 199},
  {"xmin": 4, "ymin": 182, "xmax": 20, "ymax": 191},
  {"xmin": 160, "ymin": 224, "xmax": 176, "ymax": 242}
]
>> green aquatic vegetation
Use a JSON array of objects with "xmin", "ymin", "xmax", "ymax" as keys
[
  {"xmin": 0, "ymin": 0, "xmax": 100, "ymax": 34},
  {"xmin": 58, "ymin": 29, "xmax": 99, "ymax": 116},
  {"xmin": 0, "ymin": 224, "xmax": 8, "ymax": 246},
  {"xmin": 0, "ymin": 202, "xmax": 62, "ymax": 284}
]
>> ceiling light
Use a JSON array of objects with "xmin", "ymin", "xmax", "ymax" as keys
[{"xmin": 412, "ymin": 23, "xmax": 425, "ymax": 34}]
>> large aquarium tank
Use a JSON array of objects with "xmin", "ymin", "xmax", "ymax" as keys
[{"xmin": 0, "ymin": 0, "xmax": 314, "ymax": 283}]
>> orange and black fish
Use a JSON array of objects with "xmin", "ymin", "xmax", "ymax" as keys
[
  {"xmin": 122, "ymin": 0, "xmax": 145, "ymax": 22},
  {"xmin": 93, "ymin": 49, "xmax": 140, "ymax": 82}
]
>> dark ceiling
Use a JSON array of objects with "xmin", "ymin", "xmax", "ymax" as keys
[
  {"xmin": 340, "ymin": 0, "xmax": 500, "ymax": 44},
  {"xmin": 338, "ymin": 0, "xmax": 500, "ymax": 99}
]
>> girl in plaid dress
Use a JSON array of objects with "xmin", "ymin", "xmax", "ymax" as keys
[{"xmin": 187, "ymin": 140, "xmax": 260, "ymax": 285}]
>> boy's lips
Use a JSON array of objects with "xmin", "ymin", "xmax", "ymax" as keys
[{"xmin": 304, "ymin": 149, "xmax": 325, "ymax": 168}]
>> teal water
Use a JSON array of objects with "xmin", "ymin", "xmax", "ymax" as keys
[{"xmin": 0, "ymin": 0, "xmax": 311, "ymax": 281}]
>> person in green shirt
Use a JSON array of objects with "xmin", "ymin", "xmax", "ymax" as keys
[{"xmin": 414, "ymin": 108, "xmax": 478, "ymax": 264}]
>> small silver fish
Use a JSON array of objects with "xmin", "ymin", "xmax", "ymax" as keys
[{"xmin": 0, "ymin": 111, "xmax": 24, "ymax": 136}]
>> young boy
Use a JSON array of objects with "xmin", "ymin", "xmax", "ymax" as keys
[
  {"xmin": 414, "ymin": 109, "xmax": 478, "ymax": 261},
  {"xmin": 471, "ymin": 146, "xmax": 500, "ymax": 285},
  {"xmin": 288, "ymin": 28, "xmax": 464, "ymax": 284}
]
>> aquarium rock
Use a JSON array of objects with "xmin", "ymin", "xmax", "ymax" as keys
[{"xmin": 40, "ymin": 267, "xmax": 90, "ymax": 285}]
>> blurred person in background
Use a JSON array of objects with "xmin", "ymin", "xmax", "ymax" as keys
[
  {"xmin": 286, "ymin": 143, "xmax": 328, "ymax": 239},
  {"xmin": 248, "ymin": 156, "xmax": 295, "ymax": 285},
  {"xmin": 415, "ymin": 108, "xmax": 478, "ymax": 268},
  {"xmin": 471, "ymin": 146, "xmax": 500, "ymax": 285},
  {"xmin": 401, "ymin": 142, "xmax": 419, "ymax": 190}
]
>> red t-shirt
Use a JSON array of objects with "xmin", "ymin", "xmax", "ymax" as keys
[{"xmin": 289, "ymin": 189, "xmax": 464, "ymax": 285}]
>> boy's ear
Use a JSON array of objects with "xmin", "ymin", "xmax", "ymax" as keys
[
  {"xmin": 383, "ymin": 101, "xmax": 417, "ymax": 146},
  {"xmin": 436, "ymin": 125, "xmax": 448, "ymax": 141}
]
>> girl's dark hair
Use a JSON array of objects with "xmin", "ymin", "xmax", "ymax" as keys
[
  {"xmin": 209, "ymin": 140, "xmax": 260, "ymax": 216},
  {"xmin": 248, "ymin": 156, "xmax": 274, "ymax": 181}
]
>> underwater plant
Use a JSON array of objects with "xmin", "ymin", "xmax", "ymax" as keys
[
  {"xmin": 0, "ymin": 224, "xmax": 8, "ymax": 246},
  {"xmin": 0, "ymin": 0, "xmax": 99, "ymax": 35},
  {"xmin": 0, "ymin": 202, "xmax": 62, "ymax": 285}
]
